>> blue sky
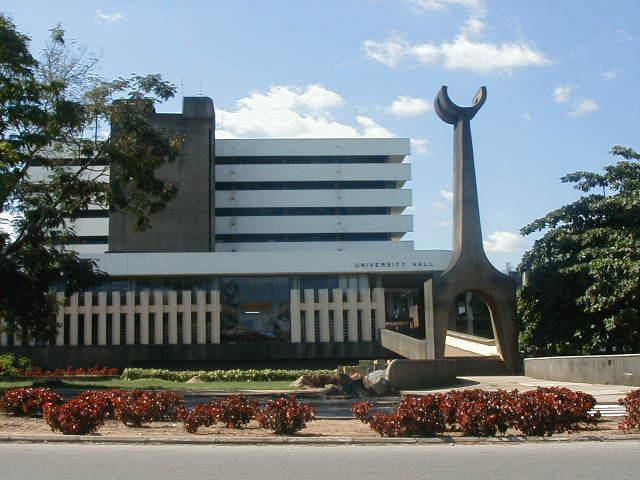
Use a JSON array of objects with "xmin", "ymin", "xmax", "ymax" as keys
[{"xmin": 4, "ymin": 0, "xmax": 639, "ymax": 268}]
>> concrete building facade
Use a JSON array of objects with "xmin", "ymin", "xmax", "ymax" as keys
[{"xmin": 2, "ymin": 96, "xmax": 460, "ymax": 367}]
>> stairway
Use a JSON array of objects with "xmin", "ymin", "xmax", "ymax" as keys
[{"xmin": 449, "ymin": 356, "xmax": 512, "ymax": 376}]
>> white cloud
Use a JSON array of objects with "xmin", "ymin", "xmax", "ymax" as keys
[
  {"xmin": 387, "ymin": 96, "xmax": 432, "ymax": 117},
  {"xmin": 461, "ymin": 16, "xmax": 486, "ymax": 37},
  {"xmin": 567, "ymin": 98, "xmax": 599, "ymax": 117},
  {"xmin": 407, "ymin": 0, "xmax": 486, "ymax": 15},
  {"xmin": 440, "ymin": 189, "xmax": 453, "ymax": 202},
  {"xmin": 599, "ymin": 70, "xmax": 618, "ymax": 80},
  {"xmin": 356, "ymin": 115, "xmax": 394, "ymax": 137},
  {"xmin": 96, "ymin": 10, "xmax": 124, "ymax": 21},
  {"xmin": 522, "ymin": 113, "xmax": 532, "ymax": 121},
  {"xmin": 411, "ymin": 138, "xmax": 429, "ymax": 155},
  {"xmin": 362, "ymin": 30, "xmax": 550, "ymax": 74},
  {"xmin": 362, "ymin": 35, "xmax": 409, "ymax": 68},
  {"xmin": 553, "ymin": 84, "xmax": 573, "ymax": 103},
  {"xmin": 483, "ymin": 231, "xmax": 527, "ymax": 252},
  {"xmin": 217, "ymin": 84, "xmax": 394, "ymax": 139},
  {"xmin": 410, "ymin": 43, "xmax": 441, "ymax": 65},
  {"xmin": 433, "ymin": 201, "xmax": 448, "ymax": 210}
]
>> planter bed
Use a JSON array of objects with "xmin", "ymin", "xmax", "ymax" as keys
[
  {"xmin": 3, "ymin": 375, "xmax": 120, "ymax": 382},
  {"xmin": 0, "ymin": 415, "xmax": 626, "ymax": 440}
]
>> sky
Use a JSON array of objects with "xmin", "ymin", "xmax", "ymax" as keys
[{"xmin": 4, "ymin": 0, "xmax": 639, "ymax": 269}]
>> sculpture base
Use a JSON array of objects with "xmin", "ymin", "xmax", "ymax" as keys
[{"xmin": 386, "ymin": 359, "xmax": 457, "ymax": 390}]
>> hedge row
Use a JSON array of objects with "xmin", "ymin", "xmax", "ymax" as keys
[
  {"xmin": 0, "ymin": 387, "xmax": 315, "ymax": 435},
  {"xmin": 121, "ymin": 368, "xmax": 337, "ymax": 382},
  {"xmin": 353, "ymin": 387, "xmax": 604, "ymax": 437}
]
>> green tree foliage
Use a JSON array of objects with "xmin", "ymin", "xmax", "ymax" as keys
[
  {"xmin": 0, "ymin": 16, "xmax": 183, "ymax": 342},
  {"xmin": 518, "ymin": 146, "xmax": 640, "ymax": 356}
]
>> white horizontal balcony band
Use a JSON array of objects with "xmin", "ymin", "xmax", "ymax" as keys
[
  {"xmin": 216, "ymin": 138, "xmax": 410, "ymax": 160},
  {"xmin": 67, "ymin": 244, "xmax": 109, "ymax": 255},
  {"xmin": 27, "ymin": 166, "xmax": 110, "ymax": 183},
  {"xmin": 87, "ymin": 249, "xmax": 452, "ymax": 276},
  {"xmin": 215, "ymin": 189, "xmax": 412, "ymax": 209},
  {"xmin": 215, "ymin": 240, "xmax": 415, "ymax": 252},
  {"xmin": 215, "ymin": 214, "xmax": 412, "ymax": 235},
  {"xmin": 215, "ymin": 163, "xmax": 410, "ymax": 183},
  {"xmin": 70, "ymin": 218, "xmax": 109, "ymax": 237}
]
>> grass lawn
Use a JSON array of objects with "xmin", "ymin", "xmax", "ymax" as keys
[{"xmin": 0, "ymin": 378, "xmax": 296, "ymax": 392}]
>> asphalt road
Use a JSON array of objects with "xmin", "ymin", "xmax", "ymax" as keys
[{"xmin": 1, "ymin": 442, "xmax": 639, "ymax": 479}]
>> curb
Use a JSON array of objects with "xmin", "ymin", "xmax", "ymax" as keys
[{"xmin": 1, "ymin": 433, "xmax": 639, "ymax": 446}]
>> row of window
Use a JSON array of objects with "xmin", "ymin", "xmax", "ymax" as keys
[
  {"xmin": 215, "ymin": 207, "xmax": 391, "ymax": 216},
  {"xmin": 215, "ymin": 181, "xmax": 396, "ymax": 190},
  {"xmin": 216, "ymin": 156, "xmax": 389, "ymax": 165}
]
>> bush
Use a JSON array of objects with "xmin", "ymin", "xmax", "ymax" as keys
[
  {"xmin": 43, "ymin": 398, "xmax": 105, "ymax": 435},
  {"xmin": 0, "ymin": 353, "xmax": 32, "ymax": 377},
  {"xmin": 619, "ymin": 389, "xmax": 640, "ymax": 432},
  {"xmin": 257, "ymin": 396, "xmax": 316, "ymax": 435},
  {"xmin": 353, "ymin": 396, "xmax": 445, "ymax": 438},
  {"xmin": 513, "ymin": 387, "xmax": 599, "ymax": 436},
  {"xmin": 0, "ymin": 387, "xmax": 63, "ymax": 416},
  {"xmin": 113, "ymin": 390, "xmax": 185, "ymax": 427},
  {"xmin": 182, "ymin": 403, "xmax": 223, "ymax": 433},
  {"xmin": 351, "ymin": 402, "xmax": 373, "ymax": 423},
  {"xmin": 216, "ymin": 395, "xmax": 259, "ymax": 429},
  {"xmin": 121, "ymin": 367, "xmax": 337, "ymax": 383},
  {"xmin": 439, "ymin": 389, "xmax": 517, "ymax": 437},
  {"xmin": 73, "ymin": 390, "xmax": 124, "ymax": 418}
]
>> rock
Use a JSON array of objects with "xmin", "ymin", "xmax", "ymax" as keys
[
  {"xmin": 186, "ymin": 376, "xmax": 204, "ymax": 384},
  {"xmin": 290, "ymin": 375, "xmax": 318, "ymax": 389},
  {"xmin": 323, "ymin": 383, "xmax": 342, "ymax": 395},
  {"xmin": 363, "ymin": 369, "xmax": 392, "ymax": 396}
]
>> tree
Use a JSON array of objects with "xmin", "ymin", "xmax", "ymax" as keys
[
  {"xmin": 518, "ymin": 146, "xmax": 640, "ymax": 356},
  {"xmin": 0, "ymin": 16, "xmax": 183, "ymax": 343}
]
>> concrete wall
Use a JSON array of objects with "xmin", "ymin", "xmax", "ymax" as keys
[
  {"xmin": 524, "ymin": 354, "xmax": 640, "ymax": 386},
  {"xmin": 109, "ymin": 96, "xmax": 215, "ymax": 252}
]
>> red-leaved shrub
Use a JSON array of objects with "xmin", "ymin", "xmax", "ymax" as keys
[
  {"xmin": 43, "ymin": 398, "xmax": 105, "ymax": 435},
  {"xmin": 257, "ymin": 396, "xmax": 316, "ymax": 435},
  {"xmin": 0, "ymin": 387, "xmax": 63, "ymax": 416},
  {"xmin": 618, "ymin": 389, "xmax": 640, "ymax": 432},
  {"xmin": 216, "ymin": 395, "xmax": 259, "ymax": 429},
  {"xmin": 182, "ymin": 403, "xmax": 223, "ymax": 433},
  {"xmin": 73, "ymin": 390, "xmax": 125, "ymax": 418},
  {"xmin": 513, "ymin": 387, "xmax": 599, "ymax": 436},
  {"xmin": 113, "ymin": 390, "xmax": 185, "ymax": 427},
  {"xmin": 439, "ymin": 389, "xmax": 517, "ymax": 436},
  {"xmin": 375, "ymin": 395, "xmax": 445, "ymax": 437},
  {"xmin": 351, "ymin": 402, "xmax": 373, "ymax": 423}
]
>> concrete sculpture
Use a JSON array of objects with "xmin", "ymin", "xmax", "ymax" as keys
[
  {"xmin": 381, "ymin": 86, "xmax": 519, "ymax": 382},
  {"xmin": 425, "ymin": 85, "xmax": 519, "ymax": 373}
]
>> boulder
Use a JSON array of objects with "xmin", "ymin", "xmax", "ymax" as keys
[
  {"xmin": 186, "ymin": 376, "xmax": 204, "ymax": 384},
  {"xmin": 363, "ymin": 369, "xmax": 392, "ymax": 396}
]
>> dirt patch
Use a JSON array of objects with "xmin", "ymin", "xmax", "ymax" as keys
[{"xmin": 0, "ymin": 414, "xmax": 629, "ymax": 439}]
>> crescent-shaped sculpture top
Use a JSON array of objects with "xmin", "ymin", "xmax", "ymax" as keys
[{"xmin": 434, "ymin": 85, "xmax": 487, "ymax": 124}]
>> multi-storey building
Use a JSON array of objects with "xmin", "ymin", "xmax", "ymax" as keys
[{"xmin": 2, "ymin": 96, "xmax": 452, "ymax": 367}]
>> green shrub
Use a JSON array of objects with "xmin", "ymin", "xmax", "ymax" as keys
[
  {"xmin": 121, "ymin": 368, "xmax": 337, "ymax": 383},
  {"xmin": 0, "ymin": 353, "xmax": 33, "ymax": 377}
]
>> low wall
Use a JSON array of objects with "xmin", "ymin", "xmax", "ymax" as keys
[
  {"xmin": 380, "ymin": 329, "xmax": 427, "ymax": 360},
  {"xmin": 386, "ymin": 359, "xmax": 456, "ymax": 390},
  {"xmin": 524, "ymin": 354, "xmax": 640, "ymax": 386},
  {"xmin": 0, "ymin": 342, "xmax": 392, "ymax": 370}
]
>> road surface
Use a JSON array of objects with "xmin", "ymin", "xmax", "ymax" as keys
[{"xmin": 1, "ymin": 442, "xmax": 638, "ymax": 479}]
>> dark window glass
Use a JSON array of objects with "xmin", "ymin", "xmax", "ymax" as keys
[
  {"xmin": 220, "ymin": 276, "xmax": 291, "ymax": 343},
  {"xmin": 215, "ymin": 207, "xmax": 390, "ymax": 216},
  {"xmin": 216, "ymin": 181, "xmax": 394, "ymax": 190},
  {"xmin": 216, "ymin": 156, "xmax": 388, "ymax": 165},
  {"xmin": 216, "ymin": 233, "xmax": 392, "ymax": 243}
]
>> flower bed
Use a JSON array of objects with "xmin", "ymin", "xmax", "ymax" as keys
[{"xmin": 121, "ymin": 367, "xmax": 337, "ymax": 383}]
